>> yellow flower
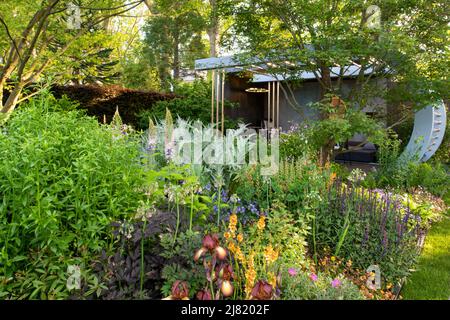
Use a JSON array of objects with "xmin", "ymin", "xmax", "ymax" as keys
[
  {"xmin": 327, "ymin": 172, "xmax": 337, "ymax": 188},
  {"xmin": 257, "ymin": 216, "xmax": 266, "ymax": 231},
  {"xmin": 235, "ymin": 246, "xmax": 245, "ymax": 263},
  {"xmin": 264, "ymin": 245, "xmax": 279, "ymax": 264},
  {"xmin": 244, "ymin": 253, "xmax": 256, "ymax": 298},
  {"xmin": 229, "ymin": 214, "xmax": 238, "ymax": 234},
  {"xmin": 224, "ymin": 232, "xmax": 231, "ymax": 239},
  {"xmin": 268, "ymin": 272, "xmax": 277, "ymax": 289},
  {"xmin": 330, "ymin": 256, "xmax": 336, "ymax": 262},
  {"xmin": 346, "ymin": 259, "xmax": 352, "ymax": 268},
  {"xmin": 245, "ymin": 268, "xmax": 256, "ymax": 298},
  {"xmin": 227, "ymin": 241, "xmax": 236, "ymax": 253},
  {"xmin": 237, "ymin": 233, "xmax": 244, "ymax": 243}
]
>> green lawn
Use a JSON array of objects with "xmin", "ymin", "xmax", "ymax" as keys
[{"xmin": 401, "ymin": 215, "xmax": 450, "ymax": 300}]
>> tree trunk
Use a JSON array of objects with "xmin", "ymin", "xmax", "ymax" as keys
[
  {"xmin": 173, "ymin": 27, "xmax": 180, "ymax": 80},
  {"xmin": 0, "ymin": 60, "xmax": 20, "ymax": 109},
  {"xmin": 0, "ymin": 83, "xmax": 25, "ymax": 120},
  {"xmin": 319, "ymin": 65, "xmax": 332, "ymax": 102},
  {"xmin": 208, "ymin": 0, "xmax": 220, "ymax": 57},
  {"xmin": 318, "ymin": 64, "xmax": 335, "ymax": 166}
]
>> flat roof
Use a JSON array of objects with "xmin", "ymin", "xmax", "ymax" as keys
[{"xmin": 195, "ymin": 55, "xmax": 375, "ymax": 83}]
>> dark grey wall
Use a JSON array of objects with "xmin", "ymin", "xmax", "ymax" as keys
[{"xmin": 224, "ymin": 76, "xmax": 385, "ymax": 132}]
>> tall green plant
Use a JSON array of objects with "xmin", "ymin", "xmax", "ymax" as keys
[{"xmin": 0, "ymin": 94, "xmax": 145, "ymax": 299}]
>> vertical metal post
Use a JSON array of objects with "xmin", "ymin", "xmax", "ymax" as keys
[
  {"xmin": 276, "ymin": 81, "xmax": 280, "ymax": 128},
  {"xmin": 211, "ymin": 70, "xmax": 215, "ymax": 125},
  {"xmin": 272, "ymin": 82, "xmax": 275, "ymax": 129},
  {"xmin": 216, "ymin": 71, "xmax": 220, "ymax": 131},
  {"xmin": 221, "ymin": 70, "xmax": 225, "ymax": 134},
  {"xmin": 267, "ymin": 82, "xmax": 271, "ymax": 129}
]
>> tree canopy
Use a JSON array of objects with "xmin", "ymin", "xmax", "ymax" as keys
[
  {"xmin": 0, "ymin": 0, "xmax": 147, "ymax": 118},
  {"xmin": 220, "ymin": 0, "xmax": 449, "ymax": 108}
]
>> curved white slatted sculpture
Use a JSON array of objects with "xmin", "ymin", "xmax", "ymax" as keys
[{"xmin": 401, "ymin": 100, "xmax": 447, "ymax": 162}]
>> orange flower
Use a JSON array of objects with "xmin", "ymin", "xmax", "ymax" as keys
[
  {"xmin": 224, "ymin": 232, "xmax": 231, "ymax": 239},
  {"xmin": 237, "ymin": 233, "xmax": 244, "ymax": 243},
  {"xmin": 229, "ymin": 214, "xmax": 238, "ymax": 234},
  {"xmin": 244, "ymin": 252, "xmax": 256, "ymax": 298},
  {"xmin": 235, "ymin": 246, "xmax": 245, "ymax": 263},
  {"xmin": 268, "ymin": 272, "xmax": 277, "ymax": 289},
  {"xmin": 257, "ymin": 216, "xmax": 266, "ymax": 231},
  {"xmin": 227, "ymin": 241, "xmax": 236, "ymax": 253},
  {"xmin": 264, "ymin": 245, "xmax": 279, "ymax": 264},
  {"xmin": 328, "ymin": 172, "xmax": 337, "ymax": 188}
]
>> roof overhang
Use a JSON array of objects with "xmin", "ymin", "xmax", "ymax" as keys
[{"xmin": 195, "ymin": 54, "xmax": 376, "ymax": 83}]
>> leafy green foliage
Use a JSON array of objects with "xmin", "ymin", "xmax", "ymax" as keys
[
  {"xmin": 406, "ymin": 162, "xmax": 449, "ymax": 198},
  {"xmin": 142, "ymin": 0, "xmax": 208, "ymax": 90},
  {"xmin": 159, "ymin": 230, "xmax": 204, "ymax": 297},
  {"xmin": 234, "ymin": 157, "xmax": 330, "ymax": 214},
  {"xmin": 280, "ymin": 268, "xmax": 364, "ymax": 300},
  {"xmin": 279, "ymin": 124, "xmax": 312, "ymax": 161},
  {"xmin": 313, "ymin": 182, "xmax": 422, "ymax": 284},
  {"xmin": 308, "ymin": 105, "xmax": 385, "ymax": 152},
  {"xmin": 61, "ymin": 34, "xmax": 121, "ymax": 85},
  {"xmin": 137, "ymin": 80, "xmax": 237, "ymax": 129},
  {"xmin": 121, "ymin": 58, "xmax": 162, "ymax": 92},
  {"xmin": 374, "ymin": 132, "xmax": 449, "ymax": 198},
  {"xmin": 0, "ymin": 94, "xmax": 145, "ymax": 299},
  {"xmin": 51, "ymin": 84, "xmax": 175, "ymax": 127},
  {"xmin": 222, "ymin": 0, "xmax": 449, "ymax": 108},
  {"xmin": 0, "ymin": 0, "xmax": 144, "ymax": 114}
]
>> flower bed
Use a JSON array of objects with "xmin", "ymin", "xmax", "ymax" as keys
[{"xmin": 0, "ymin": 95, "xmax": 447, "ymax": 300}]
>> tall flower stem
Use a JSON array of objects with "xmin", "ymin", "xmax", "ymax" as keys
[
  {"xmin": 189, "ymin": 190, "xmax": 194, "ymax": 232},
  {"xmin": 312, "ymin": 211, "xmax": 317, "ymax": 264},
  {"xmin": 217, "ymin": 184, "xmax": 222, "ymax": 226},
  {"xmin": 173, "ymin": 194, "xmax": 180, "ymax": 246},
  {"xmin": 210, "ymin": 265, "xmax": 215, "ymax": 299},
  {"xmin": 140, "ymin": 219, "xmax": 147, "ymax": 298}
]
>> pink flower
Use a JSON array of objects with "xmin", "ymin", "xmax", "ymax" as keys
[
  {"xmin": 309, "ymin": 273, "xmax": 318, "ymax": 282},
  {"xmin": 331, "ymin": 278, "xmax": 342, "ymax": 288},
  {"xmin": 288, "ymin": 268, "xmax": 297, "ymax": 276}
]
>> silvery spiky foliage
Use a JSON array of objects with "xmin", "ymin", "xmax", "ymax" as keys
[{"xmin": 141, "ymin": 112, "xmax": 258, "ymax": 187}]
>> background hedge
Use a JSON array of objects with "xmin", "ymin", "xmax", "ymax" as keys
[{"xmin": 51, "ymin": 84, "xmax": 175, "ymax": 128}]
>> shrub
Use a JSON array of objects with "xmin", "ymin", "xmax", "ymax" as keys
[
  {"xmin": 233, "ymin": 157, "xmax": 330, "ymax": 215},
  {"xmin": 313, "ymin": 180, "xmax": 423, "ymax": 284},
  {"xmin": 160, "ymin": 230, "xmax": 205, "ymax": 298},
  {"xmin": 137, "ymin": 80, "xmax": 238, "ymax": 130},
  {"xmin": 0, "ymin": 94, "xmax": 145, "ymax": 299},
  {"xmin": 306, "ymin": 104, "xmax": 385, "ymax": 159},
  {"xmin": 375, "ymin": 132, "xmax": 449, "ymax": 199},
  {"xmin": 221, "ymin": 201, "xmax": 309, "ymax": 299},
  {"xmin": 51, "ymin": 84, "xmax": 175, "ymax": 128},
  {"xmin": 279, "ymin": 123, "xmax": 312, "ymax": 161},
  {"xmin": 280, "ymin": 268, "xmax": 364, "ymax": 300},
  {"xmin": 92, "ymin": 159, "xmax": 212, "ymax": 300},
  {"xmin": 406, "ymin": 162, "xmax": 449, "ymax": 198}
]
